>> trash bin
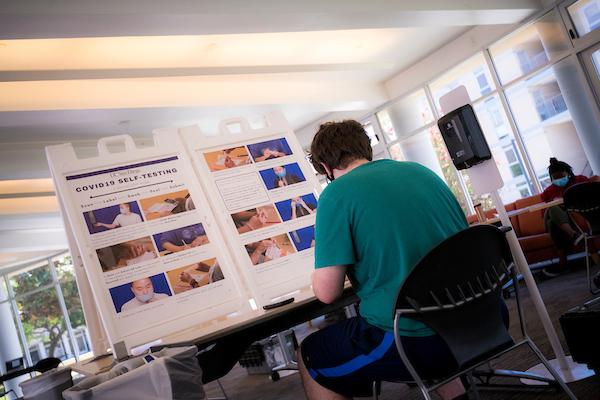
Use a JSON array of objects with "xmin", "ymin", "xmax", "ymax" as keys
[
  {"xmin": 63, "ymin": 346, "xmax": 205, "ymax": 400},
  {"xmin": 19, "ymin": 367, "xmax": 73, "ymax": 400}
]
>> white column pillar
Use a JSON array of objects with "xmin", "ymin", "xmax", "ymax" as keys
[{"xmin": 554, "ymin": 56, "xmax": 600, "ymax": 174}]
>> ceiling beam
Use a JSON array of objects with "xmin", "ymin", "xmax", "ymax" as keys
[
  {"xmin": 0, "ymin": 64, "xmax": 392, "ymax": 82},
  {"xmin": 0, "ymin": 76, "xmax": 387, "ymax": 112},
  {"xmin": 0, "ymin": 0, "xmax": 541, "ymax": 39},
  {"xmin": 0, "ymin": 229, "xmax": 68, "ymax": 253}
]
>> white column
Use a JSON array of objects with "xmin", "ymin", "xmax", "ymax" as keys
[{"xmin": 554, "ymin": 56, "xmax": 600, "ymax": 174}]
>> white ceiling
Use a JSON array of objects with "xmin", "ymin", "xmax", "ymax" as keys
[
  {"xmin": 0, "ymin": 26, "xmax": 470, "ymax": 145},
  {"xmin": 0, "ymin": 0, "xmax": 542, "ymax": 268},
  {"xmin": 0, "ymin": 0, "xmax": 543, "ymax": 148}
]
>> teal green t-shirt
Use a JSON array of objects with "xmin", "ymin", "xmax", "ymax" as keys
[{"xmin": 315, "ymin": 160, "xmax": 468, "ymax": 336}]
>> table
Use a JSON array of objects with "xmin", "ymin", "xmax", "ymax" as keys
[
  {"xmin": 477, "ymin": 198, "xmax": 563, "ymax": 225},
  {"xmin": 72, "ymin": 287, "xmax": 359, "ymax": 383}
]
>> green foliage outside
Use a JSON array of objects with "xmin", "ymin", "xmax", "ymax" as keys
[{"xmin": 10, "ymin": 255, "xmax": 85, "ymax": 359}]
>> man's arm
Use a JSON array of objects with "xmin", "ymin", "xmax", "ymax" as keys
[{"xmin": 312, "ymin": 265, "xmax": 346, "ymax": 304}]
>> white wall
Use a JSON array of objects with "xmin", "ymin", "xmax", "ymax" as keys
[
  {"xmin": 294, "ymin": 110, "xmax": 371, "ymax": 149},
  {"xmin": 384, "ymin": 25, "xmax": 518, "ymax": 100},
  {"xmin": 0, "ymin": 137, "xmax": 157, "ymax": 180}
]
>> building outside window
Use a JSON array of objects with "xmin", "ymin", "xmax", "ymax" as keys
[
  {"xmin": 568, "ymin": 0, "xmax": 600, "ymax": 37},
  {"xmin": 504, "ymin": 66, "xmax": 589, "ymax": 188},
  {"xmin": 429, "ymin": 55, "xmax": 534, "ymax": 206},
  {"xmin": 362, "ymin": 121, "xmax": 380, "ymax": 146},
  {"xmin": 489, "ymin": 9, "xmax": 571, "ymax": 85},
  {"xmin": 375, "ymin": 86, "xmax": 472, "ymax": 214},
  {"xmin": 429, "ymin": 53, "xmax": 496, "ymax": 113}
]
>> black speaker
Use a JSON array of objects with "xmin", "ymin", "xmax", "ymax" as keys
[{"xmin": 437, "ymin": 104, "xmax": 492, "ymax": 170}]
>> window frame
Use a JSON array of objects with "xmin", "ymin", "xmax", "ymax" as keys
[
  {"xmin": 375, "ymin": 2, "xmax": 600, "ymax": 212},
  {"xmin": 560, "ymin": 0, "xmax": 600, "ymax": 50},
  {"xmin": 0, "ymin": 252, "xmax": 88, "ymax": 367}
]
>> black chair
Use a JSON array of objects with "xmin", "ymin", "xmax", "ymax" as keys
[
  {"xmin": 564, "ymin": 182, "xmax": 600, "ymax": 294},
  {"xmin": 387, "ymin": 225, "xmax": 576, "ymax": 400},
  {"xmin": 0, "ymin": 357, "xmax": 61, "ymax": 384}
]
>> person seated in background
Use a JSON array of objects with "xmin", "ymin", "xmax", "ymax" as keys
[{"xmin": 541, "ymin": 157, "xmax": 600, "ymax": 277}]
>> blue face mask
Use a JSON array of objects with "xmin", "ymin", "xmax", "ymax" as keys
[
  {"xmin": 135, "ymin": 292, "xmax": 154, "ymax": 303},
  {"xmin": 275, "ymin": 168, "xmax": 286, "ymax": 178},
  {"xmin": 552, "ymin": 176, "xmax": 570, "ymax": 187}
]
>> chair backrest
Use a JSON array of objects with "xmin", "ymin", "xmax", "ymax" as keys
[
  {"xmin": 564, "ymin": 182, "xmax": 600, "ymax": 235},
  {"xmin": 0, "ymin": 357, "xmax": 62, "ymax": 383},
  {"xmin": 395, "ymin": 225, "xmax": 515, "ymax": 368}
]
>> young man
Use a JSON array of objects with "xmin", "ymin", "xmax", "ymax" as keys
[{"xmin": 300, "ymin": 120, "xmax": 468, "ymax": 400}]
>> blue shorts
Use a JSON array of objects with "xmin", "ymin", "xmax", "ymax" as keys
[{"xmin": 300, "ymin": 316, "xmax": 457, "ymax": 398}]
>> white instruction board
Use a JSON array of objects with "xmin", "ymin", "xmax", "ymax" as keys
[
  {"xmin": 46, "ymin": 132, "xmax": 247, "ymax": 358},
  {"xmin": 176, "ymin": 111, "xmax": 320, "ymax": 307}
]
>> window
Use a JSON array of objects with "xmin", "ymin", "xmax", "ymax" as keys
[
  {"xmin": 568, "ymin": 0, "xmax": 600, "ymax": 37},
  {"xmin": 475, "ymin": 67, "xmax": 492, "ymax": 95},
  {"xmin": 1, "ymin": 275, "xmax": 7, "ymax": 298},
  {"xmin": 510, "ymin": 163, "xmax": 525, "ymax": 178},
  {"xmin": 377, "ymin": 85, "xmax": 472, "ymax": 213},
  {"xmin": 375, "ymin": 109, "xmax": 397, "ymax": 142},
  {"xmin": 592, "ymin": 48, "xmax": 600, "ymax": 78},
  {"xmin": 489, "ymin": 10, "xmax": 571, "ymax": 85},
  {"xmin": 75, "ymin": 329, "xmax": 91, "ymax": 354},
  {"xmin": 376, "ymin": 89, "xmax": 433, "ymax": 142},
  {"xmin": 388, "ymin": 143, "xmax": 403, "ymax": 161},
  {"xmin": 362, "ymin": 122, "xmax": 380, "ymax": 146},
  {"xmin": 430, "ymin": 53, "xmax": 496, "ymax": 113},
  {"xmin": 379, "ymin": 6, "xmax": 595, "ymax": 215},
  {"xmin": 2, "ymin": 253, "xmax": 92, "ymax": 367},
  {"xmin": 518, "ymin": 182, "xmax": 532, "ymax": 197},
  {"xmin": 10, "ymin": 263, "xmax": 53, "ymax": 291},
  {"xmin": 15, "ymin": 285, "xmax": 78, "ymax": 361},
  {"xmin": 430, "ymin": 58, "xmax": 539, "ymax": 206},
  {"xmin": 505, "ymin": 66, "xmax": 590, "ymax": 186},
  {"xmin": 54, "ymin": 256, "xmax": 87, "ymax": 340},
  {"xmin": 397, "ymin": 127, "xmax": 471, "ymax": 214}
]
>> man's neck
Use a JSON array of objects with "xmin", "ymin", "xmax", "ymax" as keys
[{"xmin": 335, "ymin": 159, "xmax": 369, "ymax": 177}]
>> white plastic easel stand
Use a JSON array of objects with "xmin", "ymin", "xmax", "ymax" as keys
[
  {"xmin": 439, "ymin": 87, "xmax": 594, "ymax": 384},
  {"xmin": 490, "ymin": 189, "xmax": 593, "ymax": 384}
]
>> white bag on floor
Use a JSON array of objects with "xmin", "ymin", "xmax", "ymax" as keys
[
  {"xmin": 19, "ymin": 367, "xmax": 73, "ymax": 400},
  {"xmin": 63, "ymin": 346, "xmax": 205, "ymax": 400}
]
